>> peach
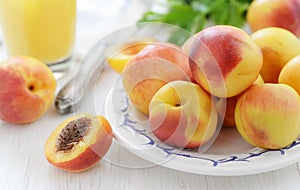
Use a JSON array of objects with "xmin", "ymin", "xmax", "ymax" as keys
[
  {"xmin": 188, "ymin": 25, "xmax": 263, "ymax": 98},
  {"xmin": 247, "ymin": 0, "xmax": 300, "ymax": 37},
  {"xmin": 149, "ymin": 80, "xmax": 218, "ymax": 149},
  {"xmin": 122, "ymin": 42, "xmax": 192, "ymax": 115},
  {"xmin": 44, "ymin": 113, "xmax": 113, "ymax": 172},
  {"xmin": 105, "ymin": 40, "xmax": 153, "ymax": 73},
  {"xmin": 235, "ymin": 83, "xmax": 300, "ymax": 149},
  {"xmin": 279, "ymin": 55, "xmax": 300, "ymax": 95},
  {"xmin": 251, "ymin": 27, "xmax": 300, "ymax": 83},
  {"xmin": 0, "ymin": 56, "xmax": 56, "ymax": 124}
]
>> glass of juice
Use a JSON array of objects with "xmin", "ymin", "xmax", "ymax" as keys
[{"xmin": 0, "ymin": 0, "xmax": 76, "ymax": 72}]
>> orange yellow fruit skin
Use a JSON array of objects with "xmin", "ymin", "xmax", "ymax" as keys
[
  {"xmin": 44, "ymin": 114, "xmax": 113, "ymax": 172},
  {"xmin": 0, "ymin": 56, "xmax": 56, "ymax": 124},
  {"xmin": 279, "ymin": 55, "xmax": 300, "ymax": 95},
  {"xmin": 51, "ymin": 145, "xmax": 104, "ymax": 172},
  {"xmin": 149, "ymin": 81, "xmax": 218, "ymax": 149},
  {"xmin": 106, "ymin": 41, "xmax": 150, "ymax": 73},
  {"xmin": 235, "ymin": 84, "xmax": 300, "ymax": 149},
  {"xmin": 220, "ymin": 96, "xmax": 239, "ymax": 128},
  {"xmin": 215, "ymin": 75, "xmax": 264, "ymax": 128},
  {"xmin": 247, "ymin": 0, "xmax": 300, "ymax": 37},
  {"xmin": 122, "ymin": 42, "xmax": 192, "ymax": 115},
  {"xmin": 251, "ymin": 27, "xmax": 300, "ymax": 83},
  {"xmin": 188, "ymin": 25, "xmax": 263, "ymax": 98}
]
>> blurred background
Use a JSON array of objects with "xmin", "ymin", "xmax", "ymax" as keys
[
  {"xmin": 75, "ymin": 0, "xmax": 153, "ymax": 55},
  {"xmin": 0, "ymin": 0, "xmax": 153, "ymax": 60},
  {"xmin": 0, "ymin": 0, "xmax": 256, "ymax": 65},
  {"xmin": 0, "ymin": 0, "xmax": 253, "ymax": 60}
]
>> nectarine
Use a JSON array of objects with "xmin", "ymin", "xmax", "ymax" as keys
[
  {"xmin": 149, "ymin": 81, "xmax": 218, "ymax": 149},
  {"xmin": 188, "ymin": 25, "xmax": 263, "ymax": 98},
  {"xmin": 247, "ymin": 0, "xmax": 300, "ymax": 37},
  {"xmin": 44, "ymin": 113, "xmax": 113, "ymax": 172},
  {"xmin": 0, "ymin": 56, "xmax": 56, "ymax": 124},
  {"xmin": 279, "ymin": 55, "xmax": 300, "ymax": 95},
  {"xmin": 122, "ymin": 42, "xmax": 192, "ymax": 115},
  {"xmin": 235, "ymin": 83, "xmax": 300, "ymax": 149},
  {"xmin": 251, "ymin": 27, "xmax": 300, "ymax": 83},
  {"xmin": 105, "ymin": 40, "xmax": 152, "ymax": 73}
]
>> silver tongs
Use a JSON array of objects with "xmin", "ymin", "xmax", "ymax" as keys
[{"xmin": 55, "ymin": 23, "xmax": 176, "ymax": 114}]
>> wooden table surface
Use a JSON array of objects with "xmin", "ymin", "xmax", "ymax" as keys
[{"xmin": 1, "ymin": 1, "xmax": 300, "ymax": 189}]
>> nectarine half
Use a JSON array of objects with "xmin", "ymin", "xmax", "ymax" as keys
[{"xmin": 44, "ymin": 113, "xmax": 113, "ymax": 172}]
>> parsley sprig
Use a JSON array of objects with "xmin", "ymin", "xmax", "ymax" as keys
[{"xmin": 138, "ymin": 0, "xmax": 253, "ymax": 45}]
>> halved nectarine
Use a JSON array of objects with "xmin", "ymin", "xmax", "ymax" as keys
[{"xmin": 44, "ymin": 113, "xmax": 113, "ymax": 172}]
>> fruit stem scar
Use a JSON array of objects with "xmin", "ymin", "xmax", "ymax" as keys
[
  {"xmin": 56, "ymin": 117, "xmax": 92, "ymax": 152},
  {"xmin": 28, "ymin": 85, "xmax": 34, "ymax": 91}
]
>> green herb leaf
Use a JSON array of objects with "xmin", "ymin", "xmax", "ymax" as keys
[{"xmin": 138, "ymin": 0, "xmax": 253, "ymax": 43}]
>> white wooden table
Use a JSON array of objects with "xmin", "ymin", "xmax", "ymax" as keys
[{"xmin": 1, "ymin": 1, "xmax": 300, "ymax": 189}]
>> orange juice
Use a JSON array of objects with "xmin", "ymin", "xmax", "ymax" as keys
[{"xmin": 0, "ymin": 0, "xmax": 76, "ymax": 64}]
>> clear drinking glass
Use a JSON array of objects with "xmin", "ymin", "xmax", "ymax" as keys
[{"xmin": 0, "ymin": 0, "xmax": 76, "ymax": 71}]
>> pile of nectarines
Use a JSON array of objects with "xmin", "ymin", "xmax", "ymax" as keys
[
  {"xmin": 118, "ymin": 24, "xmax": 300, "ymax": 151},
  {"xmin": 3, "ymin": 16, "xmax": 300, "ymax": 173}
]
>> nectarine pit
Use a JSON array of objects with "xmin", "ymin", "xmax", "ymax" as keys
[{"xmin": 56, "ymin": 117, "xmax": 92, "ymax": 152}]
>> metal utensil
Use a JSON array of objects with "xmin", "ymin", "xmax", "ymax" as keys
[
  {"xmin": 54, "ymin": 42, "xmax": 107, "ymax": 114},
  {"xmin": 55, "ymin": 23, "xmax": 176, "ymax": 114}
]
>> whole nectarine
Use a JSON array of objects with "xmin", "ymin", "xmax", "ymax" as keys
[
  {"xmin": 0, "ymin": 56, "xmax": 56, "ymax": 124},
  {"xmin": 122, "ymin": 42, "xmax": 192, "ymax": 115},
  {"xmin": 188, "ymin": 25, "xmax": 263, "ymax": 98},
  {"xmin": 247, "ymin": 0, "xmax": 300, "ymax": 37},
  {"xmin": 279, "ymin": 55, "xmax": 300, "ymax": 95},
  {"xmin": 105, "ymin": 40, "xmax": 153, "ymax": 73},
  {"xmin": 235, "ymin": 83, "xmax": 300, "ymax": 149},
  {"xmin": 149, "ymin": 80, "xmax": 218, "ymax": 149},
  {"xmin": 251, "ymin": 27, "xmax": 300, "ymax": 83}
]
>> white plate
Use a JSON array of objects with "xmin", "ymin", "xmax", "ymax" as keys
[{"xmin": 104, "ymin": 75, "xmax": 300, "ymax": 176}]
